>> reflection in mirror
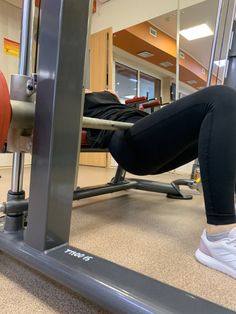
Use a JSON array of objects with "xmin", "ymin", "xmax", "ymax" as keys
[
  {"xmin": 112, "ymin": 3, "xmax": 178, "ymax": 106},
  {"xmin": 115, "ymin": 63, "xmax": 138, "ymax": 102},
  {"xmin": 151, "ymin": 0, "xmax": 221, "ymax": 99},
  {"xmin": 180, "ymin": 0, "xmax": 236, "ymax": 95},
  {"xmin": 112, "ymin": 0, "xmax": 235, "ymax": 105},
  {"xmin": 176, "ymin": 0, "xmax": 233, "ymax": 98}
]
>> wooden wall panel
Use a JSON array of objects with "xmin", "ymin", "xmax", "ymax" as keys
[
  {"xmin": 90, "ymin": 27, "xmax": 113, "ymax": 91},
  {"xmin": 79, "ymin": 152, "xmax": 109, "ymax": 167},
  {"xmin": 80, "ymin": 28, "xmax": 113, "ymax": 168}
]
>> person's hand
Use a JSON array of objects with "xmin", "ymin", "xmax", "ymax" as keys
[{"xmin": 85, "ymin": 88, "xmax": 93, "ymax": 94}]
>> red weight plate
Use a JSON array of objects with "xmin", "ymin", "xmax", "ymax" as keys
[{"xmin": 0, "ymin": 71, "xmax": 11, "ymax": 150}]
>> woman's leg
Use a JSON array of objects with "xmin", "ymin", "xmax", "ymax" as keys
[
  {"xmin": 109, "ymin": 85, "xmax": 236, "ymax": 226},
  {"xmin": 110, "ymin": 84, "xmax": 236, "ymax": 278}
]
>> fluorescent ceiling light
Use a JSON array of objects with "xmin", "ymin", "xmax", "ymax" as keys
[
  {"xmin": 137, "ymin": 51, "xmax": 154, "ymax": 58},
  {"xmin": 214, "ymin": 59, "xmax": 226, "ymax": 67},
  {"xmin": 180, "ymin": 24, "xmax": 213, "ymax": 41},
  {"xmin": 187, "ymin": 80, "xmax": 197, "ymax": 85},
  {"xmin": 159, "ymin": 61, "xmax": 174, "ymax": 68},
  {"xmin": 129, "ymin": 78, "xmax": 138, "ymax": 82}
]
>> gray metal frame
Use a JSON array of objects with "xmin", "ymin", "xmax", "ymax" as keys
[
  {"xmin": 225, "ymin": 21, "xmax": 236, "ymax": 88},
  {"xmin": 207, "ymin": 0, "xmax": 223, "ymax": 86},
  {"xmin": 25, "ymin": 0, "xmax": 90, "ymax": 250},
  {"xmin": 0, "ymin": 1, "xmax": 235, "ymax": 313}
]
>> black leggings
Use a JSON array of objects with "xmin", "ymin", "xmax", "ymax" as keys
[{"xmin": 108, "ymin": 85, "xmax": 236, "ymax": 225}]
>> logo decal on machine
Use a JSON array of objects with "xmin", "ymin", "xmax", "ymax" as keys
[{"xmin": 64, "ymin": 249, "xmax": 94, "ymax": 262}]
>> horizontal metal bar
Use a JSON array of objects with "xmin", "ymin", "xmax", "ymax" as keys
[
  {"xmin": 0, "ymin": 182, "xmax": 137, "ymax": 213},
  {"xmin": 9, "ymin": 97, "xmax": 134, "ymax": 130},
  {"xmin": 129, "ymin": 178, "xmax": 181, "ymax": 195},
  {"xmin": 1, "ymin": 178, "xmax": 196, "ymax": 214},
  {"xmin": 132, "ymin": 179, "xmax": 193, "ymax": 200},
  {"xmin": 0, "ymin": 199, "xmax": 28, "ymax": 214},
  {"xmin": 82, "ymin": 116, "xmax": 133, "ymax": 130},
  {"xmin": 73, "ymin": 181, "xmax": 137, "ymax": 200},
  {"xmin": 0, "ymin": 231, "xmax": 233, "ymax": 314},
  {"xmin": 9, "ymin": 107, "xmax": 133, "ymax": 132}
]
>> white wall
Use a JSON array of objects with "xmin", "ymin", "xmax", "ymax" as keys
[
  {"xmin": 0, "ymin": 0, "xmax": 21, "ymax": 84},
  {"xmin": 92, "ymin": 0, "xmax": 205, "ymax": 34}
]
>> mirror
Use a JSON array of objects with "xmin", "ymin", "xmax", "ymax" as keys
[
  {"xmin": 112, "ymin": 2, "xmax": 178, "ymax": 105},
  {"xmin": 111, "ymin": 0, "xmax": 235, "ymax": 104}
]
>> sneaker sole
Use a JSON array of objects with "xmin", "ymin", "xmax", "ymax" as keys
[{"xmin": 195, "ymin": 249, "xmax": 236, "ymax": 279}]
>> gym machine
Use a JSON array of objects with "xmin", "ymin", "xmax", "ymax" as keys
[
  {"xmin": 1, "ymin": 0, "xmax": 209, "ymax": 215},
  {"xmin": 0, "ymin": 1, "xmax": 235, "ymax": 313}
]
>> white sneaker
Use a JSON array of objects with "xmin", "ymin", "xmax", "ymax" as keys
[{"xmin": 195, "ymin": 228, "xmax": 236, "ymax": 279}]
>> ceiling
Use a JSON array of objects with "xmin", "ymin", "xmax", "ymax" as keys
[
  {"xmin": 4, "ymin": 0, "xmax": 234, "ymax": 80},
  {"xmin": 4, "ymin": 0, "xmax": 234, "ymax": 69},
  {"xmin": 150, "ymin": 0, "xmax": 235, "ymax": 72}
]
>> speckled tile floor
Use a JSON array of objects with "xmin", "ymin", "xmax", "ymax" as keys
[{"xmin": 0, "ymin": 166, "xmax": 235, "ymax": 313}]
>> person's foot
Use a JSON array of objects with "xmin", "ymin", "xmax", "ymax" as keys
[{"xmin": 195, "ymin": 228, "xmax": 236, "ymax": 278}]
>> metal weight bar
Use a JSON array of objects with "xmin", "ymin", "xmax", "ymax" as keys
[
  {"xmin": 10, "ymin": 99, "xmax": 133, "ymax": 132},
  {"xmin": 82, "ymin": 116, "xmax": 133, "ymax": 130}
]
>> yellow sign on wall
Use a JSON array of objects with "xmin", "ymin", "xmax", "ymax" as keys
[{"xmin": 4, "ymin": 38, "xmax": 20, "ymax": 57}]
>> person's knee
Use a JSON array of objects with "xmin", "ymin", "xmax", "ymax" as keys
[
  {"xmin": 207, "ymin": 85, "xmax": 236, "ymax": 111},
  {"xmin": 209, "ymin": 85, "xmax": 236, "ymax": 102}
]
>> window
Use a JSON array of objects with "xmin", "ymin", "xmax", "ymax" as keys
[
  {"xmin": 115, "ymin": 62, "xmax": 161, "ymax": 103},
  {"xmin": 170, "ymin": 83, "xmax": 188, "ymax": 101},
  {"xmin": 140, "ymin": 72, "xmax": 160, "ymax": 99},
  {"xmin": 115, "ymin": 63, "xmax": 138, "ymax": 102}
]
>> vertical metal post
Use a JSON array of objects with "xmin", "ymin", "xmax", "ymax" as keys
[
  {"xmin": 25, "ymin": 0, "xmax": 92, "ymax": 251},
  {"xmin": 207, "ymin": 0, "xmax": 223, "ymax": 86},
  {"xmin": 11, "ymin": 153, "xmax": 25, "ymax": 193},
  {"xmin": 10, "ymin": 0, "xmax": 35, "ymax": 193},
  {"xmin": 175, "ymin": 0, "xmax": 180, "ymax": 100},
  {"xmin": 223, "ymin": 1, "xmax": 236, "ymax": 86},
  {"xmin": 18, "ymin": 0, "xmax": 34, "ymax": 76}
]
